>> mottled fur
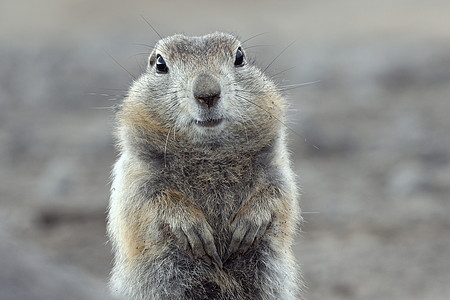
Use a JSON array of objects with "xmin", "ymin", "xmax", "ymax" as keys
[{"xmin": 107, "ymin": 32, "xmax": 302, "ymax": 299}]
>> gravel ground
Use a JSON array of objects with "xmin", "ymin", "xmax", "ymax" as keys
[{"xmin": 1, "ymin": 1, "xmax": 449, "ymax": 299}]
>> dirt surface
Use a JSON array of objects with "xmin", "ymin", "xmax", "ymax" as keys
[{"xmin": 1, "ymin": 1, "xmax": 449, "ymax": 299}]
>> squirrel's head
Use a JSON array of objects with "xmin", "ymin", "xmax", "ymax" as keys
[{"xmin": 117, "ymin": 32, "xmax": 286, "ymax": 153}]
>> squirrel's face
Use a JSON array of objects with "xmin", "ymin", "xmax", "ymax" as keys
[{"xmin": 120, "ymin": 32, "xmax": 285, "ymax": 150}]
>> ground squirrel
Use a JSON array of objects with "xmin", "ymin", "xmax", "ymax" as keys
[{"xmin": 107, "ymin": 32, "xmax": 302, "ymax": 299}]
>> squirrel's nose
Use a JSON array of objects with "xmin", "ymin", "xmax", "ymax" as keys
[{"xmin": 193, "ymin": 74, "xmax": 221, "ymax": 109}]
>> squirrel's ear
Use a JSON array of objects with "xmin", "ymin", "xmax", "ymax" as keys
[
  {"xmin": 148, "ymin": 52, "xmax": 156, "ymax": 67},
  {"xmin": 147, "ymin": 51, "xmax": 157, "ymax": 73}
]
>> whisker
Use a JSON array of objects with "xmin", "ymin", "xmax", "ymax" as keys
[
  {"xmin": 234, "ymin": 94, "xmax": 289, "ymax": 129},
  {"xmin": 234, "ymin": 109, "xmax": 249, "ymax": 143},
  {"xmin": 86, "ymin": 92, "xmax": 124, "ymax": 98},
  {"xmin": 132, "ymin": 43, "xmax": 155, "ymax": 49},
  {"xmin": 279, "ymin": 80, "xmax": 321, "ymax": 89},
  {"xmin": 241, "ymin": 32, "xmax": 268, "ymax": 44},
  {"xmin": 140, "ymin": 15, "xmax": 163, "ymax": 39},
  {"xmin": 278, "ymin": 80, "xmax": 321, "ymax": 92},
  {"xmin": 104, "ymin": 49, "xmax": 136, "ymax": 80},
  {"xmin": 263, "ymin": 39, "xmax": 297, "ymax": 73},
  {"xmin": 164, "ymin": 127, "xmax": 172, "ymax": 168},
  {"xmin": 90, "ymin": 106, "xmax": 115, "ymax": 110},
  {"xmin": 234, "ymin": 93, "xmax": 320, "ymax": 150},
  {"xmin": 223, "ymin": 77, "xmax": 259, "ymax": 88},
  {"xmin": 128, "ymin": 52, "xmax": 151, "ymax": 60},
  {"xmin": 94, "ymin": 88, "xmax": 128, "ymax": 92},
  {"xmin": 269, "ymin": 66, "xmax": 296, "ymax": 79},
  {"xmin": 244, "ymin": 44, "xmax": 273, "ymax": 49}
]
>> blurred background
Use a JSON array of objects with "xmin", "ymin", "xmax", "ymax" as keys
[{"xmin": 1, "ymin": 0, "xmax": 449, "ymax": 299}]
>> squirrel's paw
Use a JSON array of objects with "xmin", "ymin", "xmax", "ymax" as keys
[
  {"xmin": 223, "ymin": 209, "xmax": 272, "ymax": 262},
  {"xmin": 172, "ymin": 218, "xmax": 222, "ymax": 269}
]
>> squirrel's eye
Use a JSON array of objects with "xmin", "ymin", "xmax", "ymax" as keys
[
  {"xmin": 234, "ymin": 47, "xmax": 244, "ymax": 67},
  {"xmin": 156, "ymin": 54, "xmax": 168, "ymax": 73}
]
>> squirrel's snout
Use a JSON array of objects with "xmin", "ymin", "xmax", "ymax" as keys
[{"xmin": 193, "ymin": 74, "xmax": 221, "ymax": 109}]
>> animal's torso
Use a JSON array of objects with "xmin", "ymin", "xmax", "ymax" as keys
[{"xmin": 133, "ymin": 141, "xmax": 279, "ymax": 254}]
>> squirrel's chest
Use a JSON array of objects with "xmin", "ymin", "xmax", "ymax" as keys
[{"xmin": 162, "ymin": 156, "xmax": 259, "ymax": 221}]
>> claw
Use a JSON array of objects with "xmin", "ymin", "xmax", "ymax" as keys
[
  {"xmin": 198, "ymin": 226, "xmax": 223, "ymax": 268},
  {"xmin": 172, "ymin": 219, "xmax": 222, "ymax": 268},
  {"xmin": 224, "ymin": 223, "xmax": 247, "ymax": 262},
  {"xmin": 200, "ymin": 254, "xmax": 212, "ymax": 266},
  {"xmin": 224, "ymin": 214, "xmax": 271, "ymax": 263}
]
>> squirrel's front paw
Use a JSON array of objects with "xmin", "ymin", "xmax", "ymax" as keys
[
  {"xmin": 223, "ymin": 208, "xmax": 272, "ymax": 262},
  {"xmin": 171, "ymin": 218, "xmax": 222, "ymax": 268}
]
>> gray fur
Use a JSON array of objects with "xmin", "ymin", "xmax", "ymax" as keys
[{"xmin": 108, "ymin": 32, "xmax": 302, "ymax": 299}]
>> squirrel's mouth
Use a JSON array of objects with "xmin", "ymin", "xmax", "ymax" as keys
[{"xmin": 195, "ymin": 118, "xmax": 223, "ymax": 127}]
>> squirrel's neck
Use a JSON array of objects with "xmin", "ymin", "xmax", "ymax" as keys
[{"xmin": 123, "ymin": 134, "xmax": 279, "ymax": 175}]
